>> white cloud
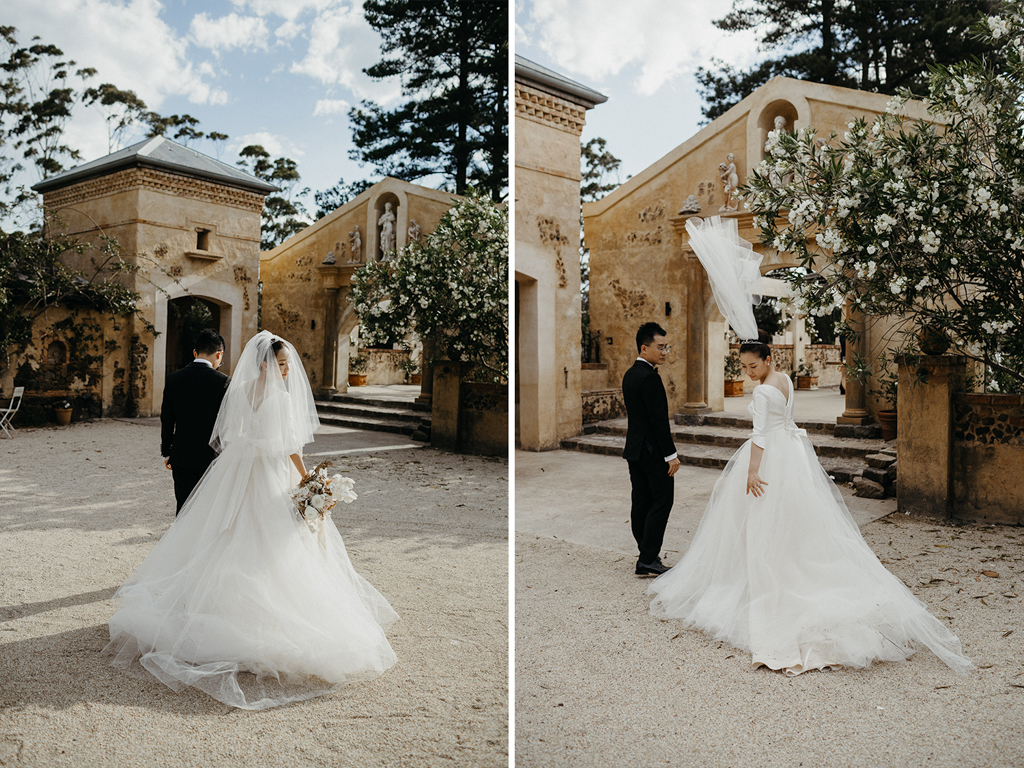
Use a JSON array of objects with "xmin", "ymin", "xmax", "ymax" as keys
[
  {"xmin": 288, "ymin": 4, "xmax": 402, "ymax": 103},
  {"xmin": 231, "ymin": 0, "xmax": 335, "ymax": 23},
  {"xmin": 229, "ymin": 131, "xmax": 305, "ymax": 159},
  {"xmin": 5, "ymin": 0, "xmax": 227, "ymax": 108},
  {"xmin": 517, "ymin": 0, "xmax": 761, "ymax": 96},
  {"xmin": 190, "ymin": 12, "xmax": 270, "ymax": 54},
  {"xmin": 313, "ymin": 98, "xmax": 351, "ymax": 116}
]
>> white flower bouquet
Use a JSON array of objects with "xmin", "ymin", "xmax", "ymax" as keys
[{"xmin": 290, "ymin": 460, "xmax": 357, "ymax": 539}]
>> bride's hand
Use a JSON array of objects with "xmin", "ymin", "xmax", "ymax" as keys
[{"xmin": 746, "ymin": 472, "xmax": 768, "ymax": 497}]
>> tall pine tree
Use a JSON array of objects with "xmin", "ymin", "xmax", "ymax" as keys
[
  {"xmin": 348, "ymin": 0, "xmax": 508, "ymax": 201},
  {"xmin": 698, "ymin": 0, "xmax": 996, "ymax": 123}
]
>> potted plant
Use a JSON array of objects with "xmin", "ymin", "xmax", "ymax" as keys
[
  {"xmin": 401, "ymin": 357, "xmax": 422, "ymax": 386},
  {"xmin": 348, "ymin": 353, "xmax": 368, "ymax": 387},
  {"xmin": 875, "ymin": 367, "xmax": 898, "ymax": 442},
  {"xmin": 794, "ymin": 361, "xmax": 818, "ymax": 390},
  {"xmin": 724, "ymin": 351, "xmax": 744, "ymax": 397},
  {"xmin": 55, "ymin": 400, "xmax": 73, "ymax": 426}
]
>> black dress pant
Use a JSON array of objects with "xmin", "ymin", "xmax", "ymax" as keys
[
  {"xmin": 628, "ymin": 458, "xmax": 674, "ymax": 564},
  {"xmin": 172, "ymin": 461, "xmax": 210, "ymax": 515}
]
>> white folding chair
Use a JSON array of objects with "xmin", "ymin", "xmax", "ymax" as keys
[{"xmin": 0, "ymin": 386, "xmax": 24, "ymax": 438}]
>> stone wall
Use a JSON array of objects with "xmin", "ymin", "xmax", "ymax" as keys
[
  {"xmin": 952, "ymin": 393, "xmax": 1024, "ymax": 524},
  {"xmin": 581, "ymin": 362, "xmax": 611, "ymax": 392},
  {"xmin": 582, "ymin": 389, "xmax": 626, "ymax": 423},
  {"xmin": 260, "ymin": 178, "xmax": 460, "ymax": 395},
  {"xmin": 361, "ymin": 348, "xmax": 410, "ymax": 386},
  {"xmin": 458, "ymin": 382, "xmax": 509, "ymax": 456}
]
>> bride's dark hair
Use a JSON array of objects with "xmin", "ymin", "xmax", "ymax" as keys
[{"xmin": 739, "ymin": 329, "xmax": 771, "ymax": 360}]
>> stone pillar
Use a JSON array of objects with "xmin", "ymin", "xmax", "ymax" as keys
[
  {"xmin": 320, "ymin": 285, "xmax": 340, "ymax": 397},
  {"xmin": 791, "ymin": 313, "xmax": 805, "ymax": 373},
  {"xmin": 431, "ymin": 359, "xmax": 462, "ymax": 451},
  {"xmin": 416, "ymin": 337, "xmax": 435, "ymax": 404},
  {"xmin": 837, "ymin": 302, "xmax": 871, "ymax": 425},
  {"xmin": 897, "ymin": 355, "xmax": 967, "ymax": 519},
  {"xmin": 679, "ymin": 254, "xmax": 711, "ymax": 424}
]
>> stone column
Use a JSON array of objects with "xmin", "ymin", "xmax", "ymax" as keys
[
  {"xmin": 320, "ymin": 285, "xmax": 340, "ymax": 397},
  {"xmin": 837, "ymin": 301, "xmax": 871, "ymax": 425},
  {"xmin": 416, "ymin": 337, "xmax": 435, "ymax": 404},
  {"xmin": 431, "ymin": 359, "xmax": 462, "ymax": 450},
  {"xmin": 897, "ymin": 355, "xmax": 967, "ymax": 519},
  {"xmin": 679, "ymin": 254, "xmax": 711, "ymax": 424}
]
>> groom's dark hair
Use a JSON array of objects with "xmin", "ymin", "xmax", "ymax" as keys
[
  {"xmin": 636, "ymin": 322, "xmax": 667, "ymax": 353},
  {"xmin": 194, "ymin": 328, "xmax": 225, "ymax": 355}
]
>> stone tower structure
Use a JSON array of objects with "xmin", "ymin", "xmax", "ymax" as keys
[{"xmin": 32, "ymin": 136, "xmax": 277, "ymax": 416}]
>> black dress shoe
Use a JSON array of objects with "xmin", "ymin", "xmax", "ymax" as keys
[{"xmin": 636, "ymin": 558, "xmax": 669, "ymax": 576}]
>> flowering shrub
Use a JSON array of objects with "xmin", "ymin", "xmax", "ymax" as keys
[
  {"xmin": 349, "ymin": 189, "xmax": 508, "ymax": 383},
  {"xmin": 743, "ymin": 6, "xmax": 1024, "ymax": 393}
]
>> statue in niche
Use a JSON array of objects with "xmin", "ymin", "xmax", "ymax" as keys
[
  {"xmin": 767, "ymin": 116, "xmax": 793, "ymax": 189},
  {"xmin": 719, "ymin": 152, "xmax": 740, "ymax": 212},
  {"xmin": 408, "ymin": 219, "xmax": 421, "ymax": 243},
  {"xmin": 349, "ymin": 226, "xmax": 362, "ymax": 262},
  {"xmin": 378, "ymin": 202, "xmax": 396, "ymax": 258},
  {"xmin": 678, "ymin": 195, "xmax": 702, "ymax": 215}
]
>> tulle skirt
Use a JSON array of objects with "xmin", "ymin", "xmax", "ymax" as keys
[
  {"xmin": 104, "ymin": 442, "xmax": 398, "ymax": 709},
  {"xmin": 647, "ymin": 429, "xmax": 973, "ymax": 676}
]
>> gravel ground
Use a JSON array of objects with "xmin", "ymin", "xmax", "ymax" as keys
[
  {"xmin": 515, "ymin": 515, "xmax": 1024, "ymax": 768},
  {"xmin": 0, "ymin": 419, "xmax": 508, "ymax": 768}
]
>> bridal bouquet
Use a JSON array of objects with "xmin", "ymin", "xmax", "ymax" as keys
[{"xmin": 290, "ymin": 460, "xmax": 357, "ymax": 539}]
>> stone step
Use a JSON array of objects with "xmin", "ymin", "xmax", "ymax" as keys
[
  {"xmin": 315, "ymin": 400, "xmax": 423, "ymax": 423},
  {"xmin": 330, "ymin": 393, "xmax": 430, "ymax": 412},
  {"xmin": 592, "ymin": 419, "xmax": 885, "ymax": 461},
  {"xmin": 316, "ymin": 411, "xmax": 426, "ymax": 436},
  {"xmin": 560, "ymin": 434, "xmax": 866, "ymax": 484},
  {"xmin": 702, "ymin": 413, "xmax": 836, "ymax": 435}
]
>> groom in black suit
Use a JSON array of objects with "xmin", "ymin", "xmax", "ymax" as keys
[
  {"xmin": 622, "ymin": 322, "xmax": 680, "ymax": 576},
  {"xmin": 161, "ymin": 328, "xmax": 229, "ymax": 514}
]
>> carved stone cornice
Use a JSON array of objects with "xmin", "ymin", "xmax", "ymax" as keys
[
  {"xmin": 515, "ymin": 83, "xmax": 588, "ymax": 136},
  {"xmin": 317, "ymin": 264, "xmax": 358, "ymax": 290}
]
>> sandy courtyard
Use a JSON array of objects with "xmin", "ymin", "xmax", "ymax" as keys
[{"xmin": 0, "ymin": 419, "xmax": 509, "ymax": 768}]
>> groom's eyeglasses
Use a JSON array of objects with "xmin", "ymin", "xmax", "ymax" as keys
[{"xmin": 656, "ymin": 345, "xmax": 672, "ymax": 352}]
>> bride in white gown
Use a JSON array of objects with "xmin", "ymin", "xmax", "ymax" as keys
[
  {"xmin": 104, "ymin": 331, "xmax": 398, "ymax": 709},
  {"xmin": 647, "ymin": 217, "xmax": 973, "ymax": 676}
]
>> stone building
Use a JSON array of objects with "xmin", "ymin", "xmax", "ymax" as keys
[
  {"xmin": 583, "ymin": 76, "xmax": 933, "ymax": 424},
  {"xmin": 514, "ymin": 55, "xmax": 606, "ymax": 450},
  {"xmin": 19, "ymin": 136, "xmax": 276, "ymax": 417},
  {"xmin": 259, "ymin": 177, "xmax": 460, "ymax": 397}
]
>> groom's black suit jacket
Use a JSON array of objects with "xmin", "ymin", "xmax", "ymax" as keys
[
  {"xmin": 622, "ymin": 359, "xmax": 676, "ymax": 465},
  {"xmin": 160, "ymin": 361, "xmax": 229, "ymax": 471}
]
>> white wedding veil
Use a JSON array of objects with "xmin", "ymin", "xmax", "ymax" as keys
[
  {"xmin": 685, "ymin": 216, "xmax": 763, "ymax": 341},
  {"xmin": 210, "ymin": 330, "xmax": 319, "ymax": 455}
]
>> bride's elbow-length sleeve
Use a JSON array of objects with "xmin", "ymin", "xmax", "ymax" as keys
[{"xmin": 750, "ymin": 388, "xmax": 769, "ymax": 449}]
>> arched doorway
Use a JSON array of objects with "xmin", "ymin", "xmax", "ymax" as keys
[{"xmin": 165, "ymin": 296, "xmax": 222, "ymax": 378}]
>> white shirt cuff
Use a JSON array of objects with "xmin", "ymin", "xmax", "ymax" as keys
[{"xmin": 665, "ymin": 453, "xmax": 677, "ymax": 462}]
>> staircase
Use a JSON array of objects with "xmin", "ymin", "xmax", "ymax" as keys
[
  {"xmin": 562, "ymin": 413, "xmax": 889, "ymax": 485},
  {"xmin": 314, "ymin": 393, "xmax": 430, "ymax": 438}
]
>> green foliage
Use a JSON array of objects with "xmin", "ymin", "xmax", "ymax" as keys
[
  {"xmin": 236, "ymin": 144, "xmax": 310, "ymax": 250},
  {"xmin": 580, "ymin": 137, "xmax": 622, "ymax": 363},
  {"xmin": 698, "ymin": 0, "xmax": 992, "ymax": 123},
  {"xmin": 725, "ymin": 349, "xmax": 743, "ymax": 380},
  {"xmin": 0, "ymin": 225, "xmax": 147, "ymax": 377},
  {"xmin": 314, "ymin": 178, "xmax": 375, "ymax": 220},
  {"xmin": 742, "ymin": 6, "xmax": 1024, "ymax": 392},
  {"xmin": 349, "ymin": 0, "xmax": 508, "ymax": 201},
  {"xmin": 350, "ymin": 190, "xmax": 508, "ymax": 382},
  {"xmin": 752, "ymin": 297, "xmax": 782, "ymax": 338}
]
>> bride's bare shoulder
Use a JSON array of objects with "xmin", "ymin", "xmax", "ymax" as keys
[{"xmin": 765, "ymin": 372, "xmax": 790, "ymax": 400}]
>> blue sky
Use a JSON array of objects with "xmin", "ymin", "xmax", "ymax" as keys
[
  {"xmin": 515, "ymin": 0, "xmax": 762, "ymax": 184},
  {"xmin": 5, "ymin": 0, "xmax": 416, "ymax": 218}
]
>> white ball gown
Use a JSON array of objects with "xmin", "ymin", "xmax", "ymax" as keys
[
  {"xmin": 104, "ymin": 332, "xmax": 397, "ymax": 709},
  {"xmin": 647, "ymin": 375, "xmax": 973, "ymax": 676}
]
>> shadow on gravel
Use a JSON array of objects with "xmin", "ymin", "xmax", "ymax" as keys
[{"xmin": 0, "ymin": 588, "xmax": 118, "ymax": 624}]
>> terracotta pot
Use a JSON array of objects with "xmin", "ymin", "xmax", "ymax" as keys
[
  {"xmin": 724, "ymin": 379, "xmax": 744, "ymax": 397},
  {"xmin": 795, "ymin": 376, "xmax": 818, "ymax": 390},
  {"xmin": 410, "ymin": 374, "xmax": 422, "ymax": 386},
  {"xmin": 919, "ymin": 326, "xmax": 950, "ymax": 356},
  {"xmin": 877, "ymin": 410, "xmax": 898, "ymax": 441},
  {"xmin": 55, "ymin": 407, "xmax": 72, "ymax": 426},
  {"xmin": 348, "ymin": 373, "xmax": 367, "ymax": 387}
]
